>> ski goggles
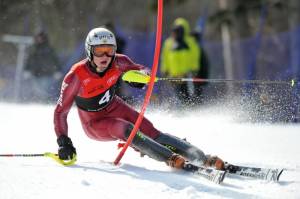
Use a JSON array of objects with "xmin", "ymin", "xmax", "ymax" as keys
[{"xmin": 92, "ymin": 45, "xmax": 116, "ymax": 57}]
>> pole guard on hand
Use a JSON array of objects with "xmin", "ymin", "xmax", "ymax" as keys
[{"xmin": 44, "ymin": 152, "xmax": 77, "ymax": 166}]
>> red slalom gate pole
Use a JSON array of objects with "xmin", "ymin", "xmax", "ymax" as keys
[{"xmin": 114, "ymin": 0, "xmax": 163, "ymax": 165}]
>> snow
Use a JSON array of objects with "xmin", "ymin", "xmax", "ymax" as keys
[{"xmin": 0, "ymin": 102, "xmax": 300, "ymax": 199}]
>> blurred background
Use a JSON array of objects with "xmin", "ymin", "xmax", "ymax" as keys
[{"xmin": 0, "ymin": 0, "xmax": 299, "ymax": 122}]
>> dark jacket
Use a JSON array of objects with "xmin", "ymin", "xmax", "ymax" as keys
[{"xmin": 25, "ymin": 42, "xmax": 61, "ymax": 77}]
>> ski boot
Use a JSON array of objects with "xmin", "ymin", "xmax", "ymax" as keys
[
  {"xmin": 154, "ymin": 133, "xmax": 225, "ymax": 170},
  {"xmin": 154, "ymin": 133, "xmax": 207, "ymax": 163},
  {"xmin": 124, "ymin": 126, "xmax": 186, "ymax": 169},
  {"xmin": 167, "ymin": 154, "xmax": 186, "ymax": 169},
  {"xmin": 204, "ymin": 156, "xmax": 225, "ymax": 170}
]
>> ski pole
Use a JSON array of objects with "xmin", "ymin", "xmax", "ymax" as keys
[
  {"xmin": 0, "ymin": 153, "xmax": 45, "ymax": 157},
  {"xmin": 0, "ymin": 152, "xmax": 77, "ymax": 166},
  {"xmin": 122, "ymin": 70, "xmax": 297, "ymax": 87}
]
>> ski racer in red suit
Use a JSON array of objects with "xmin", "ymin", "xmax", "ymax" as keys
[{"xmin": 54, "ymin": 27, "xmax": 224, "ymax": 170}]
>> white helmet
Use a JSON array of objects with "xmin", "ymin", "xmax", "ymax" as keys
[{"xmin": 85, "ymin": 27, "xmax": 117, "ymax": 61}]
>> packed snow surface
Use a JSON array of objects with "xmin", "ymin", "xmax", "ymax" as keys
[{"xmin": 0, "ymin": 103, "xmax": 300, "ymax": 199}]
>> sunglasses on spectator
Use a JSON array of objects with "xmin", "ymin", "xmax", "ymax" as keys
[{"xmin": 92, "ymin": 45, "xmax": 116, "ymax": 57}]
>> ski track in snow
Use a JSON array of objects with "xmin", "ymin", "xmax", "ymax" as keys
[{"xmin": 0, "ymin": 103, "xmax": 300, "ymax": 199}]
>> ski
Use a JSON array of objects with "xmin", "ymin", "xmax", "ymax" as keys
[
  {"xmin": 183, "ymin": 163, "xmax": 226, "ymax": 184},
  {"xmin": 225, "ymin": 164, "xmax": 284, "ymax": 181}
]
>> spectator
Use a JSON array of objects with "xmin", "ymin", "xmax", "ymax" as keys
[
  {"xmin": 160, "ymin": 18, "xmax": 200, "ymax": 108},
  {"xmin": 103, "ymin": 22, "xmax": 133, "ymax": 102},
  {"xmin": 23, "ymin": 30, "xmax": 62, "ymax": 103},
  {"xmin": 104, "ymin": 22, "xmax": 126, "ymax": 54},
  {"xmin": 191, "ymin": 26, "xmax": 210, "ymax": 104}
]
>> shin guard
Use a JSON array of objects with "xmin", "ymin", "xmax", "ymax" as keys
[
  {"xmin": 124, "ymin": 126, "xmax": 174, "ymax": 163},
  {"xmin": 154, "ymin": 133, "xmax": 207, "ymax": 164}
]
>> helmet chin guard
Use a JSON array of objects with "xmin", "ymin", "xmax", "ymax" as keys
[{"xmin": 85, "ymin": 27, "xmax": 117, "ymax": 61}]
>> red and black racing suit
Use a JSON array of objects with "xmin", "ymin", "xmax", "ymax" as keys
[{"xmin": 54, "ymin": 54, "xmax": 160, "ymax": 141}]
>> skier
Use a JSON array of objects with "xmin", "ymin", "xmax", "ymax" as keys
[{"xmin": 54, "ymin": 27, "xmax": 225, "ymax": 170}]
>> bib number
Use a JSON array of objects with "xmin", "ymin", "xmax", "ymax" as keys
[{"xmin": 99, "ymin": 90, "xmax": 111, "ymax": 105}]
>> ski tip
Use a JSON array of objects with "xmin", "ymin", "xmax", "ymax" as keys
[
  {"xmin": 276, "ymin": 169, "xmax": 284, "ymax": 181},
  {"xmin": 218, "ymin": 171, "xmax": 227, "ymax": 184}
]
